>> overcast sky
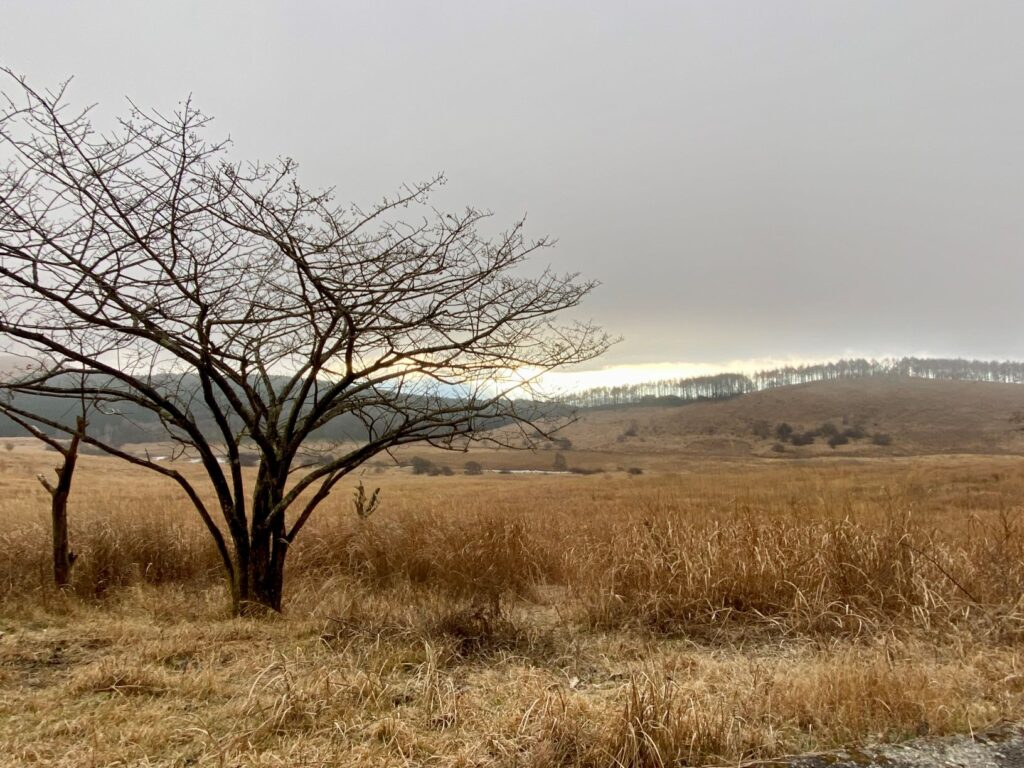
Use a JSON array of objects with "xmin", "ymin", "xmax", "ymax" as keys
[{"xmin": 3, "ymin": 1, "xmax": 1022, "ymax": 382}]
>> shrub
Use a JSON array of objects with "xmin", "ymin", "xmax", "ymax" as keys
[
  {"xmin": 819, "ymin": 422, "xmax": 840, "ymax": 438},
  {"xmin": 790, "ymin": 432, "xmax": 816, "ymax": 446},
  {"xmin": 871, "ymin": 433, "xmax": 893, "ymax": 446},
  {"xmin": 622, "ymin": 422, "xmax": 639, "ymax": 438},
  {"xmin": 843, "ymin": 425, "xmax": 867, "ymax": 440},
  {"xmin": 827, "ymin": 433, "xmax": 849, "ymax": 449},
  {"xmin": 627, "ymin": 467, "xmax": 643, "ymax": 475},
  {"xmin": 410, "ymin": 456, "xmax": 435, "ymax": 475},
  {"xmin": 553, "ymin": 453, "xmax": 568, "ymax": 472},
  {"xmin": 464, "ymin": 460, "xmax": 483, "ymax": 475},
  {"xmin": 775, "ymin": 423, "xmax": 794, "ymax": 441},
  {"xmin": 751, "ymin": 420, "xmax": 772, "ymax": 439},
  {"xmin": 770, "ymin": 442, "xmax": 786, "ymax": 453}
]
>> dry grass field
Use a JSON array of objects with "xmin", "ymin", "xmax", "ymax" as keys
[{"xmin": 2, "ymin": 439, "xmax": 1024, "ymax": 766}]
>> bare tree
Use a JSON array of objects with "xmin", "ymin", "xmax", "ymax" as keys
[
  {"xmin": 0, "ymin": 71, "xmax": 611, "ymax": 613},
  {"xmin": 0, "ymin": 400, "xmax": 87, "ymax": 588},
  {"xmin": 0, "ymin": 365, "xmax": 91, "ymax": 589}
]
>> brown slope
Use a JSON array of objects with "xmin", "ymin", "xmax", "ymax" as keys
[{"xmin": 557, "ymin": 376, "xmax": 1024, "ymax": 456}]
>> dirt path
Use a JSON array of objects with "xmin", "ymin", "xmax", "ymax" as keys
[{"xmin": 775, "ymin": 726, "xmax": 1024, "ymax": 768}]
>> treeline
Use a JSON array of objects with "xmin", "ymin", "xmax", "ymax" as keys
[
  {"xmin": 560, "ymin": 357, "xmax": 1024, "ymax": 409},
  {"xmin": 0, "ymin": 372, "xmax": 563, "ymax": 446}
]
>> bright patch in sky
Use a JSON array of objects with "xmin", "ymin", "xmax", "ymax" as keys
[{"xmin": 533, "ymin": 357, "xmax": 835, "ymax": 395}]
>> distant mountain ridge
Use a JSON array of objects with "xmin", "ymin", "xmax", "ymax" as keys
[
  {"xmin": 560, "ymin": 357, "xmax": 1024, "ymax": 409},
  {"xmin": 0, "ymin": 369, "xmax": 560, "ymax": 446}
]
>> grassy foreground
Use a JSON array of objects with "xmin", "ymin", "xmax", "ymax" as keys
[{"xmin": 2, "ymin": 447, "xmax": 1024, "ymax": 766}]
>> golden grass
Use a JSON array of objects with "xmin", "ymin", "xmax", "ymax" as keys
[{"xmin": 2, "ymin": 444, "xmax": 1024, "ymax": 765}]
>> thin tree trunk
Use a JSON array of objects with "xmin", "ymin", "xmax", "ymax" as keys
[{"xmin": 37, "ymin": 416, "xmax": 85, "ymax": 589}]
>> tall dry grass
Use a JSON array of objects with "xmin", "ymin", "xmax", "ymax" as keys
[
  {"xmin": 574, "ymin": 505, "xmax": 1024, "ymax": 636},
  {"xmin": 3, "ymin": 450, "xmax": 1024, "ymax": 766},
  {"xmin": 4, "ymin": 451, "xmax": 1024, "ymax": 638}
]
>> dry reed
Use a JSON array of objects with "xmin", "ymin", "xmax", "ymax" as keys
[{"xmin": 1, "ymin": 448, "xmax": 1024, "ymax": 765}]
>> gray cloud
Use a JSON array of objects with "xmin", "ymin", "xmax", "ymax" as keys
[{"xmin": 3, "ymin": 0, "xmax": 1022, "ymax": 367}]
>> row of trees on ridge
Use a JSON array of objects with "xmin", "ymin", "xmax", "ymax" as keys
[{"xmin": 560, "ymin": 357, "xmax": 1024, "ymax": 409}]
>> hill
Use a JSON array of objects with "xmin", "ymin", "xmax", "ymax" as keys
[{"xmin": 552, "ymin": 376, "xmax": 1024, "ymax": 457}]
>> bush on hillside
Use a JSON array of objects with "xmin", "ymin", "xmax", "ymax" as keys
[
  {"xmin": 410, "ymin": 456, "xmax": 434, "ymax": 475},
  {"xmin": 790, "ymin": 431, "xmax": 816, "ymax": 446},
  {"xmin": 827, "ymin": 433, "xmax": 849, "ymax": 449},
  {"xmin": 819, "ymin": 422, "xmax": 840, "ymax": 437}
]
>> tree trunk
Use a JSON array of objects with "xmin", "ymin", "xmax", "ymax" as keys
[
  {"xmin": 38, "ymin": 416, "xmax": 85, "ymax": 589},
  {"xmin": 241, "ymin": 526, "xmax": 285, "ymax": 614},
  {"xmin": 51, "ymin": 481, "xmax": 74, "ymax": 589},
  {"xmin": 233, "ymin": 478, "xmax": 288, "ymax": 615}
]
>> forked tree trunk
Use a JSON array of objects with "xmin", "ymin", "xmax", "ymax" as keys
[
  {"xmin": 240, "ymin": 527, "xmax": 286, "ymax": 614},
  {"xmin": 36, "ymin": 416, "xmax": 86, "ymax": 589},
  {"xmin": 231, "ymin": 479, "xmax": 288, "ymax": 615}
]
